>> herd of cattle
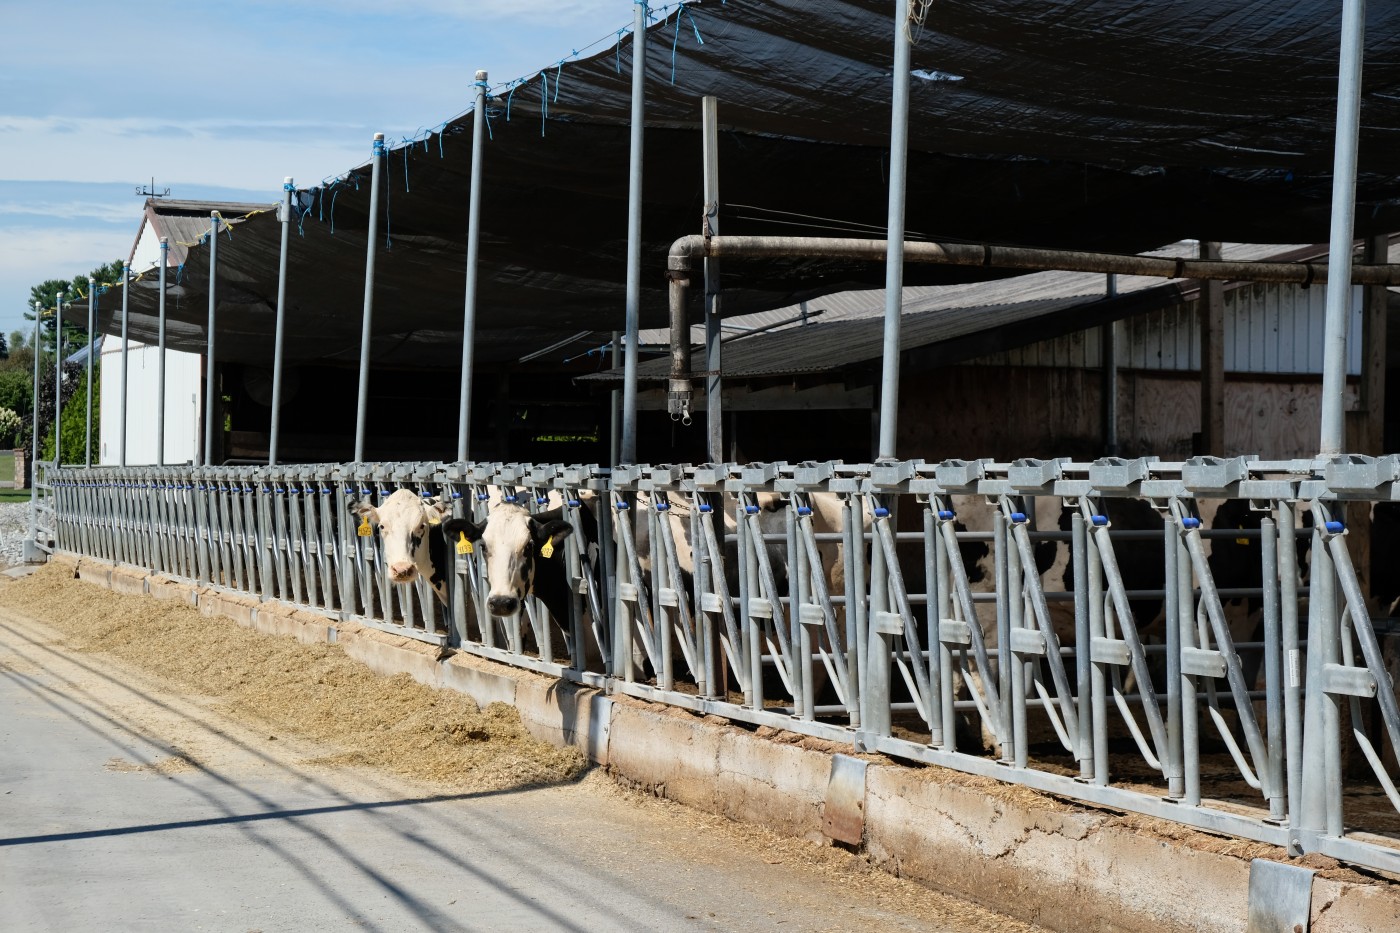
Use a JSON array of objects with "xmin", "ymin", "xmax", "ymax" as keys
[{"xmin": 347, "ymin": 478, "xmax": 1397, "ymax": 753}]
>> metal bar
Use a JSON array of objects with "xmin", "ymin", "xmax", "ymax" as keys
[
  {"xmin": 55, "ymin": 290, "xmax": 65, "ymax": 466},
  {"xmin": 119, "ymin": 266, "xmax": 129, "ymax": 468},
  {"xmin": 1319, "ymin": 0, "xmax": 1368, "ymax": 456},
  {"xmin": 701, "ymin": 95, "xmax": 723, "ymax": 463},
  {"xmin": 156, "ymin": 238, "xmax": 169, "ymax": 466},
  {"xmin": 354, "ymin": 138, "xmax": 385, "ymax": 463},
  {"xmin": 620, "ymin": 1, "xmax": 646, "ymax": 464},
  {"xmin": 878, "ymin": 0, "xmax": 912, "ymax": 459},
  {"xmin": 84, "ymin": 281, "xmax": 94, "ymax": 468},
  {"xmin": 269, "ymin": 178, "xmax": 295, "ymax": 466},
  {"xmin": 204, "ymin": 212, "xmax": 219, "ymax": 467},
  {"xmin": 458, "ymin": 73, "xmax": 488, "ymax": 462},
  {"xmin": 27, "ymin": 300, "xmax": 41, "ymax": 555}
]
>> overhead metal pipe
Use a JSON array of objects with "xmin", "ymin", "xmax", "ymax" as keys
[
  {"xmin": 620, "ymin": 0, "xmax": 647, "ymax": 464},
  {"xmin": 85, "ymin": 279, "xmax": 94, "ymax": 468},
  {"xmin": 204, "ymin": 211, "xmax": 220, "ymax": 467},
  {"xmin": 119, "ymin": 263, "xmax": 130, "ymax": 468},
  {"xmin": 664, "ymin": 234, "xmax": 1400, "ymax": 285},
  {"xmin": 354, "ymin": 136, "xmax": 385, "ymax": 463},
  {"xmin": 458, "ymin": 72, "xmax": 488, "ymax": 463},
  {"xmin": 156, "ymin": 239, "xmax": 168, "ymax": 466},
  {"xmin": 55, "ymin": 289, "xmax": 65, "ymax": 466},
  {"xmin": 1319, "ymin": 0, "xmax": 1368, "ymax": 457},
  {"xmin": 701, "ymin": 95, "xmax": 723, "ymax": 463},
  {"xmin": 878, "ymin": 0, "xmax": 913, "ymax": 460},
  {"xmin": 269, "ymin": 179, "xmax": 295, "ymax": 466}
]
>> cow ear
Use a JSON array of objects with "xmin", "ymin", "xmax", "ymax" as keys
[
  {"xmin": 423, "ymin": 496, "xmax": 451, "ymax": 524},
  {"xmin": 442, "ymin": 517, "xmax": 485, "ymax": 542},
  {"xmin": 349, "ymin": 500, "xmax": 379, "ymax": 524},
  {"xmin": 532, "ymin": 519, "xmax": 573, "ymax": 552}
]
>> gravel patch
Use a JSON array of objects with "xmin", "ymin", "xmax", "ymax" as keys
[{"xmin": 0, "ymin": 500, "xmax": 33, "ymax": 567}]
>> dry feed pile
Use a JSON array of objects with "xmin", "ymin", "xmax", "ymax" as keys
[{"xmin": 0, "ymin": 565, "xmax": 585, "ymax": 790}]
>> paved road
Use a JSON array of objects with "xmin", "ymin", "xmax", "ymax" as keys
[{"xmin": 0, "ymin": 607, "xmax": 1026, "ymax": 933}]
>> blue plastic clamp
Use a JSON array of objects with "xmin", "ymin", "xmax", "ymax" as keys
[
  {"xmin": 1091, "ymin": 514, "xmax": 1109, "ymax": 526},
  {"xmin": 1010, "ymin": 511, "xmax": 1028, "ymax": 523},
  {"xmin": 1182, "ymin": 516, "xmax": 1201, "ymax": 529},
  {"xmin": 874, "ymin": 507, "xmax": 890, "ymax": 518},
  {"xmin": 1325, "ymin": 520, "xmax": 1345, "ymax": 534}
]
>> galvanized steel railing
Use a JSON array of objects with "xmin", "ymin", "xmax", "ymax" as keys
[{"xmin": 34, "ymin": 455, "xmax": 1400, "ymax": 875}]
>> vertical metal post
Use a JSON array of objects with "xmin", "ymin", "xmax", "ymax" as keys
[
  {"xmin": 27, "ymin": 300, "xmax": 41, "ymax": 550},
  {"xmin": 1103, "ymin": 274, "xmax": 1118, "ymax": 456},
  {"xmin": 269, "ymin": 179, "xmax": 295, "ymax": 466},
  {"xmin": 85, "ymin": 280, "xmax": 94, "ymax": 468},
  {"xmin": 610, "ymin": 332, "xmax": 621, "ymax": 466},
  {"xmin": 1199, "ymin": 241, "xmax": 1225, "ymax": 456},
  {"xmin": 204, "ymin": 212, "xmax": 220, "ymax": 467},
  {"xmin": 1298, "ymin": 521, "xmax": 1341, "ymax": 844},
  {"xmin": 620, "ymin": 1, "xmax": 647, "ymax": 464},
  {"xmin": 701, "ymin": 95, "xmax": 723, "ymax": 463},
  {"xmin": 458, "ymin": 73, "xmax": 488, "ymax": 463},
  {"xmin": 119, "ymin": 264, "xmax": 129, "ymax": 467},
  {"xmin": 354, "ymin": 138, "xmax": 385, "ymax": 463},
  {"xmin": 1319, "ymin": 0, "xmax": 1367, "ymax": 457},
  {"xmin": 877, "ymin": 0, "xmax": 912, "ymax": 460},
  {"xmin": 156, "ymin": 239, "xmax": 168, "ymax": 466},
  {"xmin": 55, "ymin": 289, "xmax": 65, "ymax": 465}
]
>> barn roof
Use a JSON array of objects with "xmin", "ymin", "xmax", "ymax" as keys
[{"xmin": 86, "ymin": 0, "xmax": 1400, "ymax": 370}]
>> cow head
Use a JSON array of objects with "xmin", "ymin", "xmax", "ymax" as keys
[
  {"xmin": 350, "ymin": 489, "xmax": 452, "ymax": 598},
  {"xmin": 442, "ymin": 503, "xmax": 572, "ymax": 618}
]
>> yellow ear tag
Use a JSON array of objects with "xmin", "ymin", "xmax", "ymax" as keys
[
  {"xmin": 456, "ymin": 533, "xmax": 473, "ymax": 555},
  {"xmin": 357, "ymin": 517, "xmax": 372, "ymax": 537},
  {"xmin": 540, "ymin": 539, "xmax": 555, "ymax": 559},
  {"xmin": 428, "ymin": 515, "xmax": 441, "ymax": 526}
]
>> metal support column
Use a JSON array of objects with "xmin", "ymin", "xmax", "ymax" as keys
[
  {"xmin": 1199, "ymin": 241, "xmax": 1225, "ymax": 455},
  {"xmin": 269, "ymin": 179, "xmax": 295, "ymax": 466},
  {"xmin": 55, "ymin": 289, "xmax": 65, "ymax": 465},
  {"xmin": 702, "ymin": 95, "xmax": 723, "ymax": 463},
  {"xmin": 84, "ymin": 280, "xmax": 94, "ymax": 468},
  {"xmin": 156, "ymin": 240, "xmax": 168, "ymax": 466},
  {"xmin": 1103, "ymin": 274, "xmax": 1118, "ymax": 456},
  {"xmin": 25, "ymin": 300, "xmax": 41, "ymax": 558},
  {"xmin": 204, "ymin": 211, "xmax": 220, "ymax": 467},
  {"xmin": 620, "ymin": 0, "xmax": 647, "ymax": 464},
  {"xmin": 1319, "ymin": 0, "xmax": 1367, "ymax": 456},
  {"xmin": 119, "ymin": 264, "xmax": 129, "ymax": 467},
  {"xmin": 877, "ymin": 0, "xmax": 912, "ymax": 460},
  {"xmin": 457, "ymin": 73, "xmax": 488, "ymax": 463},
  {"xmin": 354, "ymin": 137, "xmax": 385, "ymax": 463}
]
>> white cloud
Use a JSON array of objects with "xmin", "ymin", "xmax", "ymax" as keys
[{"xmin": 0, "ymin": 226, "xmax": 136, "ymax": 334}]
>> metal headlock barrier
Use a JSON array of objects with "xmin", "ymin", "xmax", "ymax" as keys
[{"xmin": 35, "ymin": 454, "xmax": 1400, "ymax": 876}]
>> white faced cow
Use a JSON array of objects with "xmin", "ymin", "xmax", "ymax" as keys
[
  {"xmin": 351, "ymin": 489, "xmax": 453, "ymax": 604},
  {"xmin": 442, "ymin": 502, "xmax": 585, "ymax": 628}
]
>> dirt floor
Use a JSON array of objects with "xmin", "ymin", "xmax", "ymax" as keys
[{"xmin": 0, "ymin": 564, "xmax": 1038, "ymax": 933}]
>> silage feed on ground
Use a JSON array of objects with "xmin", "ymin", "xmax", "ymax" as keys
[{"xmin": 0, "ymin": 565, "xmax": 586, "ymax": 790}]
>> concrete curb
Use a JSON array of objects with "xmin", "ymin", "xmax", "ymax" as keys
[{"xmin": 48, "ymin": 553, "xmax": 1400, "ymax": 932}]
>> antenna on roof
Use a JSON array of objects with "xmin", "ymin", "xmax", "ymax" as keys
[{"xmin": 135, "ymin": 176, "xmax": 171, "ymax": 198}]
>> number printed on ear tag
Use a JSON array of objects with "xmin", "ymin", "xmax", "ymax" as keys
[
  {"xmin": 358, "ymin": 517, "xmax": 372, "ymax": 537},
  {"xmin": 540, "ymin": 539, "xmax": 554, "ymax": 559},
  {"xmin": 456, "ymin": 533, "xmax": 473, "ymax": 555}
]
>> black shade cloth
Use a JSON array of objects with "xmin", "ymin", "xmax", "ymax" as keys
[{"xmin": 92, "ymin": 0, "xmax": 1400, "ymax": 368}]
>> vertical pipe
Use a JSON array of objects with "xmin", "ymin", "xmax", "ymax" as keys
[
  {"xmin": 1103, "ymin": 273, "xmax": 1118, "ymax": 456},
  {"xmin": 119, "ymin": 264, "xmax": 130, "ymax": 468},
  {"xmin": 877, "ymin": 0, "xmax": 912, "ymax": 460},
  {"xmin": 701, "ymin": 95, "xmax": 723, "ymax": 463},
  {"xmin": 156, "ymin": 239, "xmax": 168, "ymax": 466},
  {"xmin": 28, "ymin": 300, "xmax": 41, "ymax": 545},
  {"xmin": 458, "ymin": 73, "xmax": 488, "ymax": 463},
  {"xmin": 355, "ymin": 136, "xmax": 385, "ymax": 463},
  {"xmin": 55, "ymin": 289, "xmax": 65, "ymax": 465},
  {"xmin": 620, "ymin": 1, "xmax": 647, "ymax": 464},
  {"xmin": 269, "ymin": 178, "xmax": 295, "ymax": 466},
  {"xmin": 1072, "ymin": 512, "xmax": 1092, "ymax": 780},
  {"xmin": 1199, "ymin": 241, "xmax": 1225, "ymax": 456},
  {"xmin": 1261, "ymin": 517, "xmax": 1286, "ymax": 822},
  {"xmin": 1164, "ymin": 518, "xmax": 1184, "ymax": 798},
  {"xmin": 204, "ymin": 212, "xmax": 220, "ymax": 468},
  {"xmin": 85, "ymin": 280, "xmax": 94, "ymax": 468},
  {"xmin": 1298, "ymin": 522, "xmax": 1340, "ymax": 842},
  {"xmin": 609, "ymin": 332, "xmax": 621, "ymax": 466},
  {"xmin": 1278, "ymin": 500, "xmax": 1303, "ymax": 846},
  {"xmin": 1319, "ymin": 0, "xmax": 1367, "ymax": 457}
]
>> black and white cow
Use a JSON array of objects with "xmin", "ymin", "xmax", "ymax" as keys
[
  {"xmin": 350, "ymin": 489, "xmax": 454, "ymax": 604},
  {"xmin": 442, "ymin": 502, "xmax": 582, "ymax": 624}
]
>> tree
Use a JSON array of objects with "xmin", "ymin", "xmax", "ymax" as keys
[
  {"xmin": 8, "ymin": 330, "xmax": 24, "ymax": 352},
  {"xmin": 25, "ymin": 259, "xmax": 125, "ymax": 359}
]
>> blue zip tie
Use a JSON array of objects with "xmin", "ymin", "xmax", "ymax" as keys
[
  {"xmin": 796, "ymin": 506, "xmax": 812, "ymax": 516},
  {"xmin": 874, "ymin": 507, "xmax": 890, "ymax": 518},
  {"xmin": 567, "ymin": 499, "xmax": 581, "ymax": 508},
  {"xmin": 698, "ymin": 502, "xmax": 712, "ymax": 513},
  {"xmin": 1010, "ymin": 511, "xmax": 1027, "ymax": 524},
  {"xmin": 555, "ymin": 61, "xmax": 566, "ymax": 102},
  {"xmin": 1325, "ymin": 520, "xmax": 1345, "ymax": 534},
  {"xmin": 450, "ymin": 490, "xmax": 462, "ymax": 499},
  {"xmin": 616, "ymin": 501, "xmax": 630, "ymax": 511},
  {"xmin": 1181, "ymin": 516, "xmax": 1200, "ymax": 529},
  {"xmin": 655, "ymin": 501, "xmax": 670, "ymax": 511},
  {"xmin": 937, "ymin": 509, "xmax": 955, "ymax": 521},
  {"xmin": 745, "ymin": 504, "xmax": 759, "ymax": 514},
  {"xmin": 536, "ymin": 495, "xmax": 548, "ymax": 504}
]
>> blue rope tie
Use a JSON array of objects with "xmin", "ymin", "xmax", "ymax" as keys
[
  {"xmin": 539, "ymin": 71, "xmax": 549, "ymax": 136},
  {"xmin": 383, "ymin": 146, "xmax": 393, "ymax": 250}
]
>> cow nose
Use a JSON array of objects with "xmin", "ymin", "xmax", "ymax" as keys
[
  {"xmin": 487, "ymin": 595, "xmax": 520, "ymax": 616},
  {"xmin": 389, "ymin": 561, "xmax": 416, "ymax": 582}
]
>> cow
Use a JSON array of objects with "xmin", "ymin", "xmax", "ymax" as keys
[
  {"xmin": 441, "ymin": 497, "xmax": 601, "ymax": 666},
  {"xmin": 350, "ymin": 489, "xmax": 453, "ymax": 604}
]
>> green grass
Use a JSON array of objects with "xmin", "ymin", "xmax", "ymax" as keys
[
  {"xmin": 0, "ymin": 489, "xmax": 31, "ymax": 502},
  {"xmin": 0, "ymin": 451, "xmax": 13, "ymax": 484}
]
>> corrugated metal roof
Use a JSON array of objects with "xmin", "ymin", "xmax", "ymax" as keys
[{"xmin": 142, "ymin": 198, "xmax": 275, "ymax": 267}]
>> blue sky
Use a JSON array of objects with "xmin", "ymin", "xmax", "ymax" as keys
[{"xmin": 0, "ymin": 0, "xmax": 634, "ymax": 343}]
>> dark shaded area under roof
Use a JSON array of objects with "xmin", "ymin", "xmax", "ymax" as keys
[{"xmin": 89, "ymin": 0, "xmax": 1400, "ymax": 369}]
